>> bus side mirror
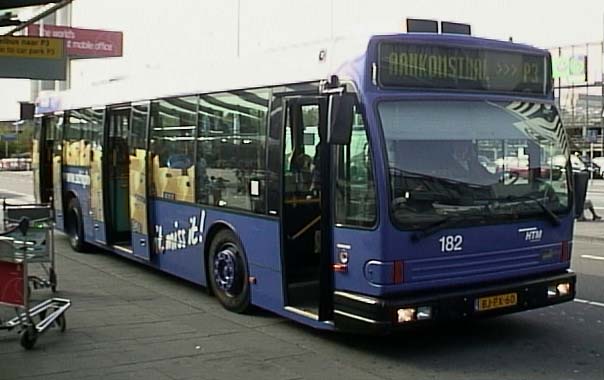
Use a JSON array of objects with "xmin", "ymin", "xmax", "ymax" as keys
[{"xmin": 327, "ymin": 93, "xmax": 354, "ymax": 145}]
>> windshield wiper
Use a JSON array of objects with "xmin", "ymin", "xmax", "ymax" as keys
[{"xmin": 498, "ymin": 195, "xmax": 561, "ymax": 226}]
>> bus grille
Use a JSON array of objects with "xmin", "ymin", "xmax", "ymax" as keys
[{"xmin": 406, "ymin": 248, "xmax": 547, "ymax": 282}]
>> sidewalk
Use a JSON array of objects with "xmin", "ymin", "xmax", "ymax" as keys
[
  {"xmin": 574, "ymin": 179, "xmax": 604, "ymax": 241},
  {"xmin": 0, "ymin": 234, "xmax": 319, "ymax": 380}
]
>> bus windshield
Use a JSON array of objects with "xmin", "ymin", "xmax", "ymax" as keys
[{"xmin": 378, "ymin": 100, "xmax": 571, "ymax": 230}]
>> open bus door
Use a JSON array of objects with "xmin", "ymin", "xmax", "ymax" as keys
[
  {"xmin": 33, "ymin": 116, "xmax": 55, "ymax": 204},
  {"xmin": 104, "ymin": 106, "xmax": 132, "ymax": 251},
  {"xmin": 51, "ymin": 113, "xmax": 65, "ymax": 230},
  {"xmin": 278, "ymin": 95, "xmax": 334, "ymax": 322},
  {"xmin": 89, "ymin": 107, "xmax": 107, "ymax": 244},
  {"xmin": 103, "ymin": 104, "xmax": 153, "ymax": 260},
  {"xmin": 128, "ymin": 102, "xmax": 153, "ymax": 260}
]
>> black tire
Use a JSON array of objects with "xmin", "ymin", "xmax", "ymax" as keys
[
  {"xmin": 50, "ymin": 269, "xmax": 57, "ymax": 293},
  {"xmin": 208, "ymin": 230, "xmax": 251, "ymax": 313},
  {"xmin": 56, "ymin": 314, "xmax": 66, "ymax": 332},
  {"xmin": 66, "ymin": 198, "xmax": 89, "ymax": 252},
  {"xmin": 20, "ymin": 326, "xmax": 38, "ymax": 350}
]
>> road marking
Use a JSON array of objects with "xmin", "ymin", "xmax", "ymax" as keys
[
  {"xmin": 574, "ymin": 298, "xmax": 604, "ymax": 308},
  {"xmin": 580, "ymin": 254, "xmax": 604, "ymax": 261},
  {"xmin": 0, "ymin": 189, "xmax": 33, "ymax": 198}
]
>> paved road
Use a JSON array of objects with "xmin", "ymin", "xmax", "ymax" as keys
[
  {"xmin": 0, "ymin": 172, "xmax": 603, "ymax": 380},
  {"xmin": 587, "ymin": 180, "xmax": 604, "ymax": 213},
  {"xmin": 0, "ymin": 171, "xmax": 34, "ymax": 204}
]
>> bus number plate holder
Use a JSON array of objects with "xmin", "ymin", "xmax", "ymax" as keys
[{"xmin": 475, "ymin": 292, "xmax": 518, "ymax": 312}]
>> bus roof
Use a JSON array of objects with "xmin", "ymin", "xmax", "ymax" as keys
[{"xmin": 36, "ymin": 33, "xmax": 550, "ymax": 114}]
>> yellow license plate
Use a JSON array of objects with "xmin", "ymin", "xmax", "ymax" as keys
[{"xmin": 476, "ymin": 292, "xmax": 518, "ymax": 311}]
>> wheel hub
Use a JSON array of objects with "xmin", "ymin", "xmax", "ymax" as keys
[{"xmin": 213, "ymin": 247, "xmax": 238, "ymax": 295}]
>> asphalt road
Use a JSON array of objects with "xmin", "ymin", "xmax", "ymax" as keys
[
  {"xmin": 0, "ymin": 172, "xmax": 603, "ymax": 380},
  {"xmin": 587, "ymin": 180, "xmax": 604, "ymax": 214}
]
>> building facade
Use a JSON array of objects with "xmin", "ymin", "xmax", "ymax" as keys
[{"xmin": 550, "ymin": 42, "xmax": 604, "ymax": 158}]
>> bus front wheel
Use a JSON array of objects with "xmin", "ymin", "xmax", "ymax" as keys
[
  {"xmin": 66, "ymin": 197, "xmax": 88, "ymax": 252},
  {"xmin": 208, "ymin": 230, "xmax": 251, "ymax": 313}
]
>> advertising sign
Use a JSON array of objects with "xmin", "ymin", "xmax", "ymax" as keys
[
  {"xmin": 0, "ymin": 36, "xmax": 66, "ymax": 80},
  {"xmin": 28, "ymin": 25, "xmax": 123, "ymax": 59},
  {"xmin": 552, "ymin": 55, "xmax": 587, "ymax": 83},
  {"xmin": 0, "ymin": 260, "xmax": 25, "ymax": 307}
]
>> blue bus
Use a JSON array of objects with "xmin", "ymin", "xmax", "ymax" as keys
[{"xmin": 32, "ymin": 31, "xmax": 576, "ymax": 332}]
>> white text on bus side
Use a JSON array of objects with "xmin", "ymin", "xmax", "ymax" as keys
[{"xmin": 154, "ymin": 211, "xmax": 206, "ymax": 254}]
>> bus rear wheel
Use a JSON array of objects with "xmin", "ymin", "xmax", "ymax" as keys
[
  {"xmin": 208, "ymin": 230, "xmax": 250, "ymax": 313},
  {"xmin": 66, "ymin": 198, "xmax": 89, "ymax": 252}
]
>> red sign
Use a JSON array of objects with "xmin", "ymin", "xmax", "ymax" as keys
[
  {"xmin": 27, "ymin": 25, "xmax": 123, "ymax": 59},
  {"xmin": 0, "ymin": 260, "xmax": 24, "ymax": 307}
]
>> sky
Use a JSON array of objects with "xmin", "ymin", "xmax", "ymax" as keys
[{"xmin": 1, "ymin": 0, "xmax": 604, "ymax": 120}]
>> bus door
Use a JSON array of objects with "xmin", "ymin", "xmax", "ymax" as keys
[
  {"xmin": 104, "ymin": 106, "xmax": 132, "ymax": 250},
  {"xmin": 32, "ymin": 117, "xmax": 42, "ymax": 202},
  {"xmin": 34, "ymin": 116, "xmax": 55, "ymax": 204},
  {"xmin": 280, "ymin": 96, "xmax": 333, "ymax": 321},
  {"xmin": 128, "ymin": 102, "xmax": 153, "ymax": 260},
  {"xmin": 51, "ymin": 113, "xmax": 65, "ymax": 230},
  {"xmin": 90, "ymin": 107, "xmax": 107, "ymax": 244}
]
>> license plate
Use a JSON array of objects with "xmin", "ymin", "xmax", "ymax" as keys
[{"xmin": 475, "ymin": 292, "xmax": 518, "ymax": 311}]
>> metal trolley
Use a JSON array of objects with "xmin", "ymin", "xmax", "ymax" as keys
[
  {"xmin": 0, "ymin": 218, "xmax": 71, "ymax": 349},
  {"xmin": 2, "ymin": 201, "xmax": 58, "ymax": 292}
]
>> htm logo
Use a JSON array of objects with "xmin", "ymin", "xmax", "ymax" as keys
[{"xmin": 519, "ymin": 227, "xmax": 543, "ymax": 242}]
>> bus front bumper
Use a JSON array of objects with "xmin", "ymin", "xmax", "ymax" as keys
[{"xmin": 333, "ymin": 270, "xmax": 576, "ymax": 333}]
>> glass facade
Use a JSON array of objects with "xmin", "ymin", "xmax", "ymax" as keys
[{"xmin": 550, "ymin": 42, "xmax": 604, "ymax": 158}]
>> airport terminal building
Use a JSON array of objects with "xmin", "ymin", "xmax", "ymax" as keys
[{"xmin": 550, "ymin": 42, "xmax": 604, "ymax": 159}]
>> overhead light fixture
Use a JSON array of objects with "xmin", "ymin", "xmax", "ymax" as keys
[
  {"xmin": 406, "ymin": 18, "xmax": 438, "ymax": 33},
  {"xmin": 441, "ymin": 21, "xmax": 472, "ymax": 35}
]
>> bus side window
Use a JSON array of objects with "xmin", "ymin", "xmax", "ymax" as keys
[
  {"xmin": 335, "ymin": 106, "xmax": 376, "ymax": 227},
  {"xmin": 284, "ymin": 104, "xmax": 318, "ymax": 196},
  {"xmin": 150, "ymin": 96, "xmax": 197, "ymax": 202},
  {"xmin": 196, "ymin": 90, "xmax": 269, "ymax": 212}
]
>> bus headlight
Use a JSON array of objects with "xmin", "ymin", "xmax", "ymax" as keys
[
  {"xmin": 397, "ymin": 308, "xmax": 415, "ymax": 323},
  {"xmin": 557, "ymin": 282, "xmax": 571, "ymax": 296},
  {"xmin": 548, "ymin": 282, "xmax": 571, "ymax": 298},
  {"xmin": 397, "ymin": 306, "xmax": 432, "ymax": 323}
]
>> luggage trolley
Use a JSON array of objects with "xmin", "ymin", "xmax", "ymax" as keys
[
  {"xmin": 0, "ymin": 218, "xmax": 71, "ymax": 349},
  {"xmin": 2, "ymin": 201, "xmax": 57, "ymax": 292}
]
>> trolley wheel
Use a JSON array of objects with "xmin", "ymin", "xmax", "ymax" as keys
[
  {"xmin": 50, "ymin": 269, "xmax": 57, "ymax": 293},
  {"xmin": 66, "ymin": 197, "xmax": 89, "ymax": 253},
  {"xmin": 20, "ymin": 326, "xmax": 38, "ymax": 350},
  {"xmin": 56, "ymin": 314, "xmax": 66, "ymax": 332},
  {"xmin": 208, "ymin": 230, "xmax": 251, "ymax": 313}
]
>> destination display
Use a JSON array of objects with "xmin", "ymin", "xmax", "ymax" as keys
[{"xmin": 378, "ymin": 42, "xmax": 549, "ymax": 95}]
